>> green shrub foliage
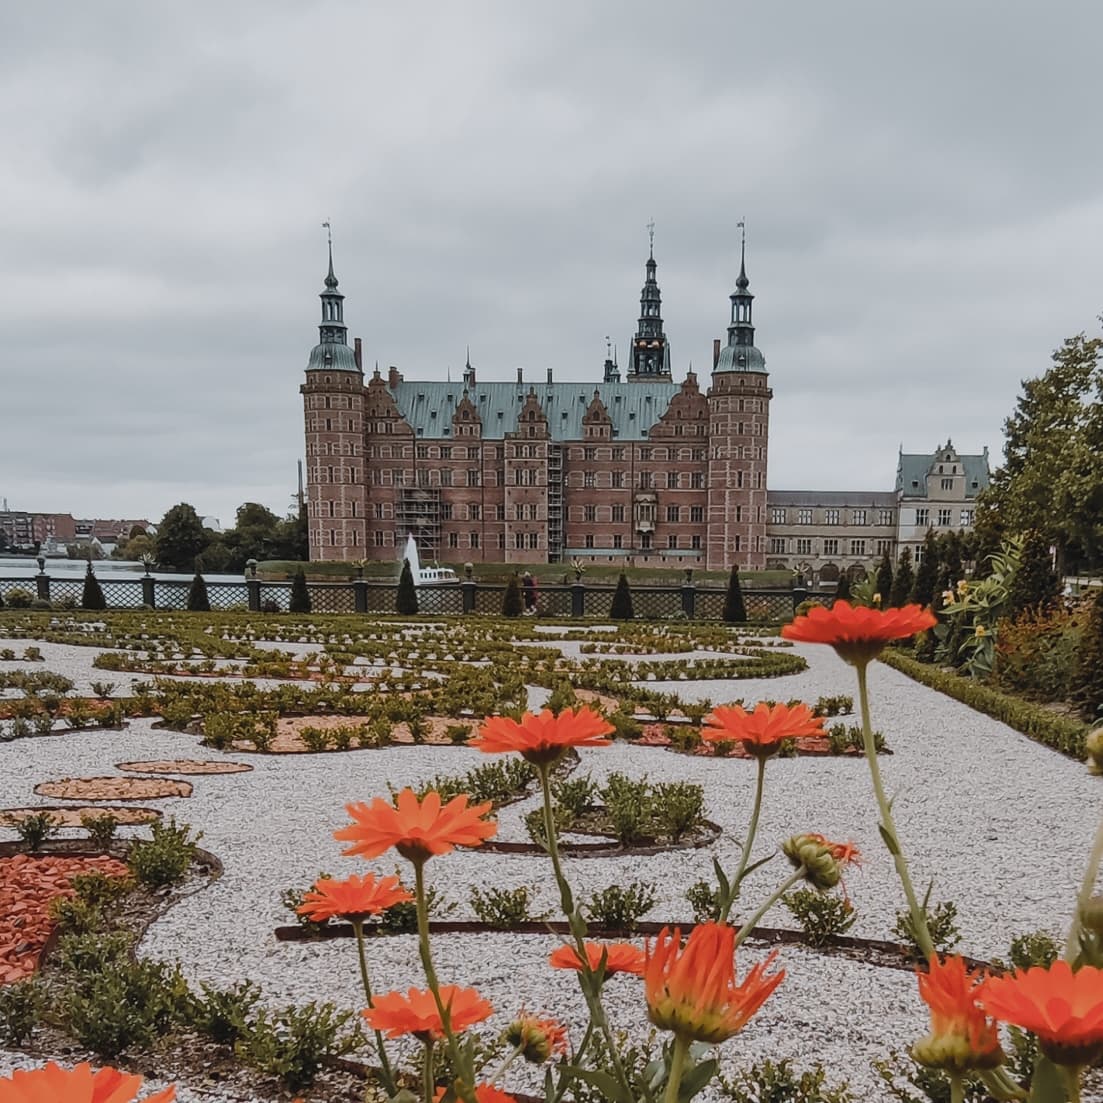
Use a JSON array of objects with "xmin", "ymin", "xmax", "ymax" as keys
[
  {"xmin": 889, "ymin": 549, "xmax": 915, "ymax": 609},
  {"xmin": 187, "ymin": 573, "xmax": 211, "ymax": 613},
  {"xmin": 1076, "ymin": 587, "xmax": 1103, "ymax": 721},
  {"xmin": 289, "ymin": 568, "xmax": 312, "ymax": 614},
  {"xmin": 833, "ymin": 571, "xmax": 851, "ymax": 603},
  {"xmin": 911, "ymin": 530, "xmax": 939, "ymax": 607},
  {"xmin": 610, "ymin": 573, "xmax": 634, "ymax": 620},
  {"xmin": 502, "ymin": 574, "xmax": 524, "ymax": 618},
  {"xmin": 875, "ymin": 553, "xmax": 894, "ymax": 606},
  {"xmin": 81, "ymin": 566, "xmax": 107, "ymax": 611},
  {"xmin": 722, "ymin": 564, "xmax": 748, "ymax": 623},
  {"xmin": 396, "ymin": 559, "xmax": 418, "ymax": 615},
  {"xmin": 1007, "ymin": 528, "xmax": 1060, "ymax": 618}
]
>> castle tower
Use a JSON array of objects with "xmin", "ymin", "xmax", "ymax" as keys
[
  {"xmin": 300, "ymin": 232, "xmax": 368, "ymax": 560},
  {"xmin": 628, "ymin": 224, "xmax": 672, "ymax": 382},
  {"xmin": 706, "ymin": 228, "xmax": 772, "ymax": 570}
]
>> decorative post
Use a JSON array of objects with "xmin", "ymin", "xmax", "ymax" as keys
[
  {"xmin": 792, "ymin": 581, "xmax": 808, "ymax": 614},
  {"xmin": 35, "ymin": 556, "xmax": 49, "ymax": 603},
  {"xmin": 245, "ymin": 559, "xmax": 262, "ymax": 612},
  {"xmin": 461, "ymin": 562, "xmax": 476, "ymax": 615},
  {"xmin": 570, "ymin": 558, "xmax": 585, "ymax": 618},
  {"xmin": 681, "ymin": 567, "xmax": 695, "ymax": 619}
]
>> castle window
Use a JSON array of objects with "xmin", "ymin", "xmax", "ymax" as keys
[
  {"xmin": 797, "ymin": 509, "xmax": 813, "ymax": 524},
  {"xmin": 690, "ymin": 506, "xmax": 703, "ymax": 523},
  {"xmin": 666, "ymin": 505, "xmax": 679, "ymax": 523},
  {"xmin": 668, "ymin": 535, "xmax": 678, "ymax": 549},
  {"xmin": 612, "ymin": 504, "xmax": 625, "ymax": 523},
  {"xmin": 852, "ymin": 509, "xmax": 867, "ymax": 525},
  {"xmin": 850, "ymin": 539, "xmax": 866, "ymax": 556},
  {"xmin": 916, "ymin": 508, "xmax": 930, "ymax": 526},
  {"xmin": 941, "ymin": 477, "xmax": 954, "ymax": 491},
  {"xmin": 824, "ymin": 509, "xmax": 840, "ymax": 525},
  {"xmin": 470, "ymin": 532, "xmax": 479, "ymax": 548},
  {"xmin": 771, "ymin": 508, "xmax": 786, "ymax": 524},
  {"xmin": 938, "ymin": 508, "xmax": 953, "ymax": 526},
  {"xmin": 691, "ymin": 472, "xmax": 704, "ymax": 489}
]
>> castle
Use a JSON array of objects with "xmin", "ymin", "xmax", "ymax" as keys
[{"xmin": 302, "ymin": 235, "xmax": 771, "ymax": 571}]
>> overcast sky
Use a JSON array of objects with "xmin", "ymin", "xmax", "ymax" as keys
[{"xmin": 3, "ymin": 2, "xmax": 1101, "ymax": 528}]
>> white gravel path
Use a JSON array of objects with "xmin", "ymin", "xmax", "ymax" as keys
[{"xmin": 0, "ymin": 633, "xmax": 1098, "ymax": 1101}]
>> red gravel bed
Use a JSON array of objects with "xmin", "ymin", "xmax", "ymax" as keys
[
  {"xmin": 34, "ymin": 777, "xmax": 193, "ymax": 801},
  {"xmin": 116, "ymin": 759, "xmax": 252, "ymax": 775}
]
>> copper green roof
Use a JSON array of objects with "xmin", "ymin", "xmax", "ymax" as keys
[
  {"xmin": 895, "ymin": 449, "xmax": 990, "ymax": 498},
  {"xmin": 390, "ymin": 381, "xmax": 682, "ymax": 440}
]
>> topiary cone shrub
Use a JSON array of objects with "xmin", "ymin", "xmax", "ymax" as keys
[
  {"xmin": 396, "ymin": 559, "xmax": 418, "ymax": 615},
  {"xmin": 289, "ymin": 568, "xmax": 312, "ymax": 614},
  {"xmin": 722, "ymin": 564, "xmax": 747, "ymax": 623},
  {"xmin": 610, "ymin": 573, "xmax": 634, "ymax": 620},
  {"xmin": 833, "ymin": 571, "xmax": 851, "ymax": 605},
  {"xmin": 1006, "ymin": 528, "xmax": 1060, "ymax": 619},
  {"xmin": 889, "ymin": 549, "xmax": 915, "ymax": 609},
  {"xmin": 1076, "ymin": 587, "xmax": 1103, "ymax": 722},
  {"xmin": 875, "ymin": 552, "xmax": 894, "ymax": 607},
  {"xmin": 187, "ymin": 572, "xmax": 211, "ymax": 613},
  {"xmin": 81, "ymin": 565, "xmax": 106, "ymax": 611},
  {"xmin": 502, "ymin": 574, "xmax": 523, "ymax": 618}
]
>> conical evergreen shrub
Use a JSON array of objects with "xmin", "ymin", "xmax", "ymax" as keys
[
  {"xmin": 396, "ymin": 559, "xmax": 418, "ymax": 615},
  {"xmin": 502, "ymin": 574, "xmax": 524, "ymax": 618},
  {"xmin": 289, "ymin": 568, "xmax": 312, "ymax": 614},
  {"xmin": 1075, "ymin": 588, "xmax": 1103, "ymax": 722},
  {"xmin": 610, "ymin": 573, "xmax": 634, "ymax": 620},
  {"xmin": 834, "ymin": 571, "xmax": 851, "ymax": 604},
  {"xmin": 1007, "ymin": 528, "xmax": 1059, "ymax": 619},
  {"xmin": 81, "ymin": 564, "xmax": 106, "ymax": 611},
  {"xmin": 722, "ymin": 565, "xmax": 747, "ymax": 623},
  {"xmin": 890, "ymin": 549, "xmax": 915, "ymax": 608},
  {"xmin": 875, "ymin": 553, "xmax": 894, "ymax": 607},
  {"xmin": 911, "ymin": 531, "xmax": 939, "ymax": 607},
  {"xmin": 187, "ymin": 572, "xmax": 210, "ymax": 613}
]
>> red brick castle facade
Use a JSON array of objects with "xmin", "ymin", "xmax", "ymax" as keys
[{"xmin": 303, "ymin": 237, "xmax": 772, "ymax": 571}]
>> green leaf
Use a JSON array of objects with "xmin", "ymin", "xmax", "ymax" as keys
[
  {"xmin": 1027, "ymin": 1056, "xmax": 1068, "ymax": 1103},
  {"xmin": 878, "ymin": 823, "xmax": 901, "ymax": 857},
  {"xmin": 712, "ymin": 856, "xmax": 731, "ymax": 899},
  {"xmin": 741, "ymin": 853, "xmax": 776, "ymax": 880},
  {"xmin": 679, "ymin": 1056, "xmax": 719, "ymax": 1099},
  {"xmin": 567, "ymin": 1068, "xmax": 635, "ymax": 1103}
]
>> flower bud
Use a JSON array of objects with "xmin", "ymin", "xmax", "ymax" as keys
[
  {"xmin": 505, "ymin": 1014, "xmax": 567, "ymax": 1063},
  {"xmin": 782, "ymin": 834, "xmax": 842, "ymax": 890},
  {"xmin": 1086, "ymin": 728, "xmax": 1103, "ymax": 776},
  {"xmin": 1081, "ymin": 895, "xmax": 1103, "ymax": 936}
]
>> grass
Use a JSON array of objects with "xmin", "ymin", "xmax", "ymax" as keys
[{"xmin": 258, "ymin": 560, "xmax": 794, "ymax": 587}]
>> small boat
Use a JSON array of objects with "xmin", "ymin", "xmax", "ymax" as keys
[{"xmin": 401, "ymin": 535, "xmax": 459, "ymax": 587}]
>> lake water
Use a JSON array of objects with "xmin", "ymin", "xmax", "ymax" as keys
[{"xmin": 0, "ymin": 558, "xmax": 248, "ymax": 584}]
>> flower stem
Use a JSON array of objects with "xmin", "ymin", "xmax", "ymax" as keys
[
  {"xmin": 351, "ymin": 917, "xmax": 396, "ymax": 1096},
  {"xmin": 1067, "ymin": 1066, "xmax": 1083, "ymax": 1103},
  {"xmin": 856, "ymin": 661, "xmax": 934, "ymax": 959},
  {"xmin": 719, "ymin": 755, "xmax": 766, "ymax": 922},
  {"xmin": 949, "ymin": 1073, "xmax": 964, "ymax": 1103},
  {"xmin": 732, "ymin": 867, "xmax": 806, "ymax": 950},
  {"xmin": 423, "ymin": 1040, "xmax": 435, "ymax": 1103},
  {"xmin": 1066, "ymin": 814, "xmax": 1103, "ymax": 964},
  {"xmin": 538, "ymin": 762, "xmax": 638, "ymax": 1102},
  {"xmin": 663, "ymin": 1034, "xmax": 691, "ymax": 1103}
]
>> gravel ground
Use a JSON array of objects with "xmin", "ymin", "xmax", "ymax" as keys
[{"xmin": 0, "ymin": 633, "xmax": 1098, "ymax": 1101}]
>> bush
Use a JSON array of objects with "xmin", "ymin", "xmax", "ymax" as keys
[
  {"xmin": 783, "ymin": 889, "xmax": 857, "ymax": 946},
  {"xmin": 1006, "ymin": 527, "xmax": 1059, "ymax": 618},
  {"xmin": 723, "ymin": 565, "xmax": 748, "ymax": 623},
  {"xmin": 3, "ymin": 587, "xmax": 34, "ymax": 609},
  {"xmin": 553, "ymin": 772, "xmax": 597, "ymax": 819},
  {"xmin": 289, "ymin": 568, "xmax": 311, "ymax": 614},
  {"xmin": 0, "ymin": 981, "xmax": 46, "ymax": 1045},
  {"xmin": 502, "ymin": 574, "xmax": 524, "ymax": 618},
  {"xmin": 396, "ymin": 559, "xmax": 418, "ymax": 615},
  {"xmin": 601, "ymin": 773, "xmax": 653, "ymax": 845},
  {"xmin": 469, "ymin": 884, "xmax": 543, "ymax": 928},
  {"xmin": 995, "ymin": 603, "xmax": 1083, "ymax": 704},
  {"xmin": 610, "ymin": 573, "xmax": 634, "ymax": 620},
  {"xmin": 189, "ymin": 980, "xmax": 262, "ymax": 1045},
  {"xmin": 651, "ymin": 781, "xmax": 706, "ymax": 842},
  {"xmin": 187, "ymin": 573, "xmax": 211, "ymax": 613},
  {"xmin": 893, "ymin": 892, "xmax": 961, "ymax": 957},
  {"xmin": 586, "ymin": 880, "xmax": 656, "ymax": 932},
  {"xmin": 720, "ymin": 1058, "xmax": 855, "ymax": 1103},
  {"xmin": 889, "ymin": 549, "xmax": 915, "ymax": 609},
  {"xmin": 81, "ymin": 568, "xmax": 107, "ymax": 611},
  {"xmin": 6, "ymin": 810, "xmax": 59, "ymax": 851},
  {"xmin": 236, "ymin": 1002, "xmax": 363, "ymax": 1091},
  {"xmin": 127, "ymin": 818, "xmax": 200, "ymax": 888},
  {"xmin": 1075, "ymin": 588, "xmax": 1103, "ymax": 721},
  {"xmin": 545, "ymin": 679, "xmax": 579, "ymax": 714},
  {"xmin": 874, "ymin": 553, "xmax": 894, "ymax": 606},
  {"xmin": 298, "ymin": 725, "xmax": 332, "ymax": 752},
  {"xmin": 686, "ymin": 879, "xmax": 721, "ymax": 923}
]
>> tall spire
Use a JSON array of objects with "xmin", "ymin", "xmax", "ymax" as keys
[
  {"xmin": 324, "ymin": 220, "xmax": 337, "ymax": 289},
  {"xmin": 306, "ymin": 221, "xmax": 358, "ymax": 372},
  {"xmin": 713, "ymin": 220, "xmax": 766, "ymax": 375},
  {"xmin": 628, "ymin": 221, "xmax": 671, "ymax": 381}
]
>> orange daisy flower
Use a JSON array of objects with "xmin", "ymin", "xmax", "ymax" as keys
[
  {"xmin": 335, "ymin": 788, "xmax": 496, "ymax": 864},
  {"xmin": 505, "ymin": 1012, "xmax": 569, "ymax": 1063},
  {"xmin": 434, "ymin": 1086, "xmax": 517, "ymax": 1103},
  {"xmin": 980, "ymin": 961, "xmax": 1103, "ymax": 1066},
  {"xmin": 297, "ymin": 873, "xmax": 413, "ymax": 923},
  {"xmin": 781, "ymin": 600, "xmax": 937, "ymax": 666},
  {"xmin": 470, "ymin": 707, "xmax": 614, "ymax": 766},
  {"xmin": 645, "ymin": 923, "xmax": 784, "ymax": 1044},
  {"xmin": 0, "ymin": 1062, "xmax": 175, "ymax": 1103},
  {"xmin": 701, "ymin": 702, "xmax": 825, "ymax": 758},
  {"xmin": 912, "ymin": 955, "xmax": 1003, "ymax": 1073},
  {"xmin": 548, "ymin": 941, "xmax": 646, "ymax": 977},
  {"xmin": 362, "ymin": 985, "xmax": 493, "ymax": 1043}
]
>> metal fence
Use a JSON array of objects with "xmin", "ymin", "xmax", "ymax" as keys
[{"xmin": 0, "ymin": 572, "xmax": 815, "ymax": 622}]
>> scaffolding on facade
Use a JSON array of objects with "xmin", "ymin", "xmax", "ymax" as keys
[
  {"xmin": 396, "ymin": 489, "xmax": 442, "ymax": 562},
  {"xmin": 546, "ymin": 444, "xmax": 563, "ymax": 562}
]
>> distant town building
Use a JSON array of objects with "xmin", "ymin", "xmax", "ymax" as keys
[{"xmin": 0, "ymin": 513, "xmax": 151, "ymax": 556}]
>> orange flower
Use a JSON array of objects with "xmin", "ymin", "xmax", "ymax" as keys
[
  {"xmin": 548, "ymin": 941, "xmax": 646, "ymax": 977},
  {"xmin": 0, "ymin": 1062, "xmax": 175, "ymax": 1103},
  {"xmin": 701, "ymin": 702, "xmax": 825, "ymax": 758},
  {"xmin": 980, "ymin": 961, "xmax": 1103, "ymax": 1066},
  {"xmin": 781, "ymin": 600, "xmax": 937, "ymax": 666},
  {"xmin": 912, "ymin": 956, "xmax": 1004, "ymax": 1072},
  {"xmin": 644, "ymin": 923, "xmax": 783, "ymax": 1044},
  {"xmin": 434, "ymin": 1086, "xmax": 517, "ymax": 1103},
  {"xmin": 470, "ymin": 707, "xmax": 614, "ymax": 765},
  {"xmin": 505, "ymin": 1012, "xmax": 568, "ymax": 1062},
  {"xmin": 362, "ymin": 985, "xmax": 493, "ymax": 1042},
  {"xmin": 335, "ymin": 788, "xmax": 496, "ymax": 864},
  {"xmin": 297, "ymin": 873, "xmax": 413, "ymax": 923}
]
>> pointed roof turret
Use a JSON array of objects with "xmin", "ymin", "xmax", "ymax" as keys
[
  {"xmin": 629, "ymin": 220, "xmax": 672, "ymax": 382},
  {"xmin": 714, "ymin": 222, "xmax": 766, "ymax": 375},
  {"xmin": 307, "ymin": 223, "xmax": 359, "ymax": 372}
]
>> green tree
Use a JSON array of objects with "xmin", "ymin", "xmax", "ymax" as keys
[
  {"xmin": 113, "ymin": 532, "xmax": 155, "ymax": 561},
  {"xmin": 610, "ymin": 573, "xmax": 634, "ymax": 620},
  {"xmin": 155, "ymin": 504, "xmax": 210, "ymax": 572},
  {"xmin": 911, "ymin": 531, "xmax": 939, "ymax": 607},
  {"xmin": 889, "ymin": 549, "xmax": 915, "ymax": 608},
  {"xmin": 187, "ymin": 572, "xmax": 211, "ymax": 612},
  {"xmin": 289, "ymin": 568, "xmax": 311, "ymax": 614},
  {"xmin": 396, "ymin": 559, "xmax": 418, "ymax": 615},
  {"xmin": 981, "ymin": 326, "xmax": 1103, "ymax": 573},
  {"xmin": 1006, "ymin": 528, "xmax": 1059, "ymax": 618},
  {"xmin": 81, "ymin": 564, "xmax": 106, "ymax": 611},
  {"xmin": 502, "ymin": 574, "xmax": 524, "ymax": 618},
  {"xmin": 874, "ymin": 552, "xmax": 894, "ymax": 606},
  {"xmin": 1075, "ymin": 587, "xmax": 1103, "ymax": 722},
  {"xmin": 272, "ymin": 506, "xmax": 309, "ymax": 562},
  {"xmin": 936, "ymin": 531, "xmax": 965, "ymax": 593},
  {"xmin": 721, "ymin": 565, "xmax": 747, "ymax": 623},
  {"xmin": 834, "ymin": 570, "xmax": 851, "ymax": 604}
]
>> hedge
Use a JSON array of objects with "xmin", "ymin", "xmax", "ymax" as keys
[{"xmin": 879, "ymin": 649, "xmax": 1089, "ymax": 761}]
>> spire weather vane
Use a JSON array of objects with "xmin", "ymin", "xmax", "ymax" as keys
[
  {"xmin": 647, "ymin": 218, "xmax": 655, "ymax": 256},
  {"xmin": 322, "ymin": 220, "xmax": 332, "ymax": 246}
]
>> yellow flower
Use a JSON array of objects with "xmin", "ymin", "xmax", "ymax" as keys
[
  {"xmin": 941, "ymin": 589, "xmax": 955, "ymax": 604},
  {"xmin": 956, "ymin": 579, "xmax": 969, "ymax": 595},
  {"xmin": 974, "ymin": 625, "xmax": 987, "ymax": 638}
]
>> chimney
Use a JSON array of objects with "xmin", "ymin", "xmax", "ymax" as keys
[
  {"xmin": 546, "ymin": 367, "xmax": 553, "ymax": 384},
  {"xmin": 388, "ymin": 365, "xmax": 403, "ymax": 388},
  {"xmin": 712, "ymin": 339, "xmax": 721, "ymax": 369},
  {"xmin": 516, "ymin": 367, "xmax": 523, "ymax": 384},
  {"xmin": 354, "ymin": 337, "xmax": 363, "ymax": 371}
]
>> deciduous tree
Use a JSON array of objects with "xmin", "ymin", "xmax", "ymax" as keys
[{"xmin": 155, "ymin": 504, "xmax": 210, "ymax": 572}]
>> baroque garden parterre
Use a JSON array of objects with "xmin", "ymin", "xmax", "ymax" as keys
[{"xmin": 0, "ymin": 608, "xmax": 1100, "ymax": 1102}]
